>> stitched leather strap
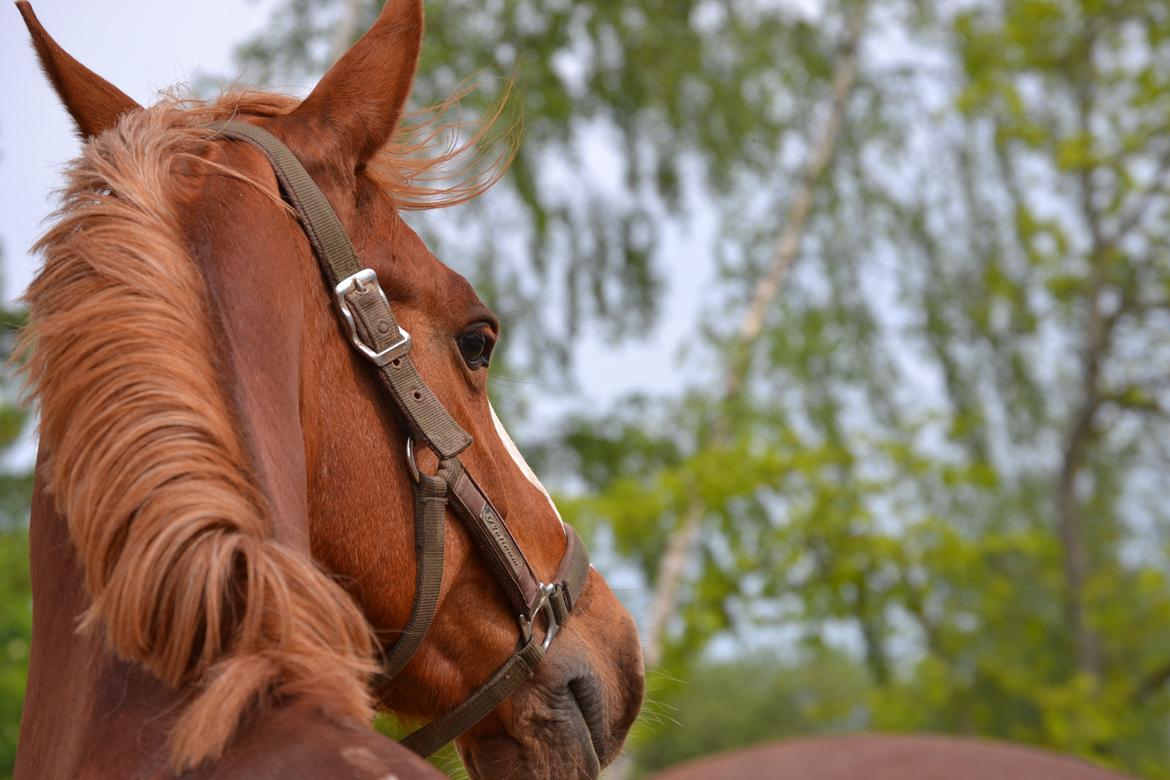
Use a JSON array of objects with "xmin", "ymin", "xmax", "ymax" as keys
[
  {"xmin": 551, "ymin": 526, "xmax": 591, "ymax": 622},
  {"xmin": 443, "ymin": 459, "xmax": 543, "ymax": 617},
  {"xmin": 548, "ymin": 524, "xmax": 589, "ymax": 625}
]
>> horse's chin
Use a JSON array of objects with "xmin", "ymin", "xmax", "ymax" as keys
[
  {"xmin": 457, "ymin": 674, "xmax": 612, "ymax": 780},
  {"xmin": 460, "ymin": 730, "xmax": 599, "ymax": 780}
]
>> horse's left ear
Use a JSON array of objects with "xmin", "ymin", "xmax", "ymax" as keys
[
  {"xmin": 17, "ymin": 1, "xmax": 142, "ymax": 140},
  {"xmin": 283, "ymin": 0, "xmax": 423, "ymax": 170}
]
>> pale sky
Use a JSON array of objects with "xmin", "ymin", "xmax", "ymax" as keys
[
  {"xmin": 1, "ymin": 0, "xmax": 281, "ymax": 301},
  {"xmin": 0, "ymin": 0, "xmax": 711, "ymax": 424}
]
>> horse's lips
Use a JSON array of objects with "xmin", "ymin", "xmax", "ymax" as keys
[
  {"xmin": 569, "ymin": 675, "xmax": 609, "ymax": 769},
  {"xmin": 455, "ymin": 675, "xmax": 606, "ymax": 780}
]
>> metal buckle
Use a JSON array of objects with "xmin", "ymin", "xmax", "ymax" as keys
[
  {"xmin": 519, "ymin": 583, "xmax": 561, "ymax": 651},
  {"xmin": 334, "ymin": 268, "xmax": 411, "ymax": 366}
]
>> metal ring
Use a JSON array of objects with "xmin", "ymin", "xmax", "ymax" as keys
[
  {"xmin": 518, "ymin": 584, "xmax": 562, "ymax": 651},
  {"xmin": 405, "ymin": 437, "xmax": 420, "ymax": 484}
]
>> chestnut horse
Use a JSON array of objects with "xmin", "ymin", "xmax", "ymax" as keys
[
  {"xmin": 646, "ymin": 735, "xmax": 1141, "ymax": 779},
  {"xmin": 13, "ymin": 1, "xmax": 643, "ymax": 778}
]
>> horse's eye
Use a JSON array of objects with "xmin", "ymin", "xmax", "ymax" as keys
[{"xmin": 457, "ymin": 327, "xmax": 494, "ymax": 370}]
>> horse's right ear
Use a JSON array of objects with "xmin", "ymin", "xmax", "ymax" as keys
[
  {"xmin": 282, "ymin": 0, "xmax": 423, "ymax": 171},
  {"xmin": 17, "ymin": 1, "xmax": 142, "ymax": 139}
]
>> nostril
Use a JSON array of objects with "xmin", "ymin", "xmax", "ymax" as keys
[{"xmin": 569, "ymin": 676, "xmax": 602, "ymax": 712}]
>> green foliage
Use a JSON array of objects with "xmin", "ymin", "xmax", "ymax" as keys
[
  {"xmin": 0, "ymin": 527, "xmax": 30, "ymax": 780},
  {"xmin": 0, "ymin": 0, "xmax": 1162, "ymax": 777},
  {"xmin": 632, "ymin": 649, "xmax": 871, "ymax": 776},
  {"xmin": 235, "ymin": 0, "xmax": 847, "ymax": 374},
  {"xmin": 0, "ymin": 303, "xmax": 32, "ymax": 780},
  {"xmin": 373, "ymin": 714, "xmax": 465, "ymax": 778},
  {"xmin": 541, "ymin": 0, "xmax": 1170, "ymax": 774}
]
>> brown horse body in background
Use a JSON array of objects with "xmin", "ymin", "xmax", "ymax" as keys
[
  {"xmin": 647, "ymin": 735, "xmax": 1141, "ymax": 779},
  {"xmin": 13, "ymin": 1, "xmax": 642, "ymax": 777}
]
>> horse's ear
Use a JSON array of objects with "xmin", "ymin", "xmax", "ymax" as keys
[
  {"xmin": 284, "ymin": 0, "xmax": 423, "ymax": 169},
  {"xmin": 17, "ymin": 2, "xmax": 142, "ymax": 140}
]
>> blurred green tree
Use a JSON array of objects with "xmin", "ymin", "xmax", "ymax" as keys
[
  {"xmin": 234, "ymin": 0, "xmax": 1170, "ymax": 777},
  {"xmin": 0, "ymin": 525, "xmax": 30, "ymax": 780},
  {"xmin": 0, "ymin": 284, "xmax": 33, "ymax": 779},
  {"xmin": 234, "ymin": 0, "xmax": 855, "ymax": 374},
  {"xmin": 558, "ymin": 0, "xmax": 1170, "ymax": 775},
  {"xmin": 631, "ymin": 648, "xmax": 871, "ymax": 776}
]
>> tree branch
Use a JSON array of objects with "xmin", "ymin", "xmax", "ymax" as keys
[
  {"xmin": 1057, "ymin": 60, "xmax": 1109, "ymax": 681},
  {"xmin": 1134, "ymin": 660, "xmax": 1170, "ymax": 705},
  {"xmin": 641, "ymin": 0, "xmax": 870, "ymax": 670},
  {"xmin": 329, "ymin": 0, "xmax": 365, "ymax": 62}
]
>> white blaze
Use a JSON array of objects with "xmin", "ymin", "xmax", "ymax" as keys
[{"xmin": 490, "ymin": 401, "xmax": 566, "ymax": 535}]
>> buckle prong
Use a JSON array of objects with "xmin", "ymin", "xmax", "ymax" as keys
[{"xmin": 334, "ymin": 268, "xmax": 411, "ymax": 366}]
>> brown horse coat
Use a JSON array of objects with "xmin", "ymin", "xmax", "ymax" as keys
[
  {"xmin": 647, "ymin": 735, "xmax": 1141, "ymax": 780},
  {"xmin": 14, "ymin": 1, "xmax": 644, "ymax": 777}
]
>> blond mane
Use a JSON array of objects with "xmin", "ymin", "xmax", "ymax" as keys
[{"xmin": 17, "ymin": 89, "xmax": 513, "ymax": 770}]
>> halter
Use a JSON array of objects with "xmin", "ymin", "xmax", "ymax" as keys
[{"xmin": 212, "ymin": 120, "xmax": 591, "ymax": 757}]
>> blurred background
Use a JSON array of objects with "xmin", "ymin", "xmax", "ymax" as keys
[{"xmin": 2, "ymin": 0, "xmax": 1170, "ymax": 777}]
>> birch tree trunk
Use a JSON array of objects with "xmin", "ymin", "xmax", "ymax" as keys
[
  {"xmin": 329, "ymin": 0, "xmax": 365, "ymax": 61},
  {"xmin": 1059, "ymin": 83, "xmax": 1107, "ymax": 681},
  {"xmin": 641, "ymin": 0, "xmax": 870, "ymax": 672}
]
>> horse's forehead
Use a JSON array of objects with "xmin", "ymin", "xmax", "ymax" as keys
[
  {"xmin": 377, "ymin": 212, "xmax": 485, "ymax": 312},
  {"xmin": 185, "ymin": 139, "xmax": 484, "ymax": 319}
]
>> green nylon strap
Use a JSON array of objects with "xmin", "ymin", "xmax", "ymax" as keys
[
  {"xmin": 344, "ymin": 281, "xmax": 472, "ymax": 458},
  {"xmin": 211, "ymin": 120, "xmax": 360, "ymax": 283},
  {"xmin": 374, "ymin": 473, "xmax": 449, "ymax": 687},
  {"xmin": 400, "ymin": 637, "xmax": 547, "ymax": 758},
  {"xmin": 212, "ymin": 119, "xmax": 472, "ymax": 459}
]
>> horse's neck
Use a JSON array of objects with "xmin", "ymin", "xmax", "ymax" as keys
[
  {"xmin": 17, "ymin": 468, "xmax": 444, "ymax": 780},
  {"xmin": 17, "ymin": 471, "xmax": 179, "ymax": 779}
]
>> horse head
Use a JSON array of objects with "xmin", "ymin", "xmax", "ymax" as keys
[{"xmin": 15, "ymin": 2, "xmax": 643, "ymax": 778}]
